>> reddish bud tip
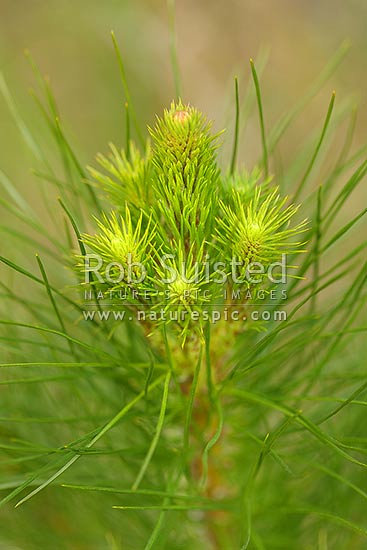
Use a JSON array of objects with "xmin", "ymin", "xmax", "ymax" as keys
[{"xmin": 173, "ymin": 109, "xmax": 190, "ymax": 122}]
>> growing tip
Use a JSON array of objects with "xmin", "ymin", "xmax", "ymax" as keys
[{"xmin": 173, "ymin": 109, "xmax": 190, "ymax": 122}]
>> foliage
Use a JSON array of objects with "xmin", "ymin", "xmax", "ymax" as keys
[{"xmin": 0, "ymin": 38, "xmax": 366, "ymax": 550}]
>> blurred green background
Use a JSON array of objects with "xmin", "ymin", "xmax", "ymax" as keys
[{"xmin": 1, "ymin": 0, "xmax": 367, "ymax": 182}]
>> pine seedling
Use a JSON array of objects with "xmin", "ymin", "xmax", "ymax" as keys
[
  {"xmin": 1, "ymin": 44, "xmax": 366, "ymax": 550},
  {"xmin": 81, "ymin": 100, "xmax": 305, "ymax": 347}
]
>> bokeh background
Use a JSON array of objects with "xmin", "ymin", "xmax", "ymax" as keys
[{"xmin": 1, "ymin": 0, "xmax": 367, "ymax": 188}]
